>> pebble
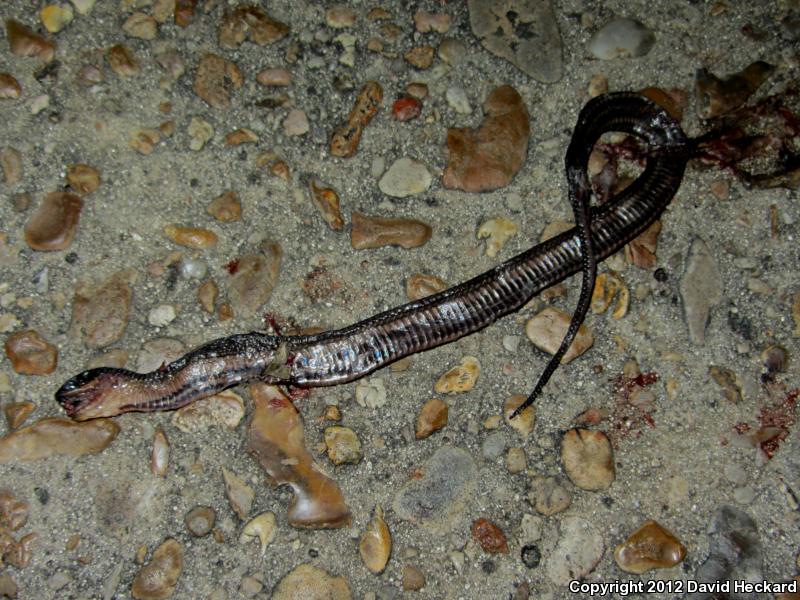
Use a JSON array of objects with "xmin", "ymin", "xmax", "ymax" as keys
[
  {"xmin": 414, "ymin": 10, "xmax": 450, "ymax": 33},
  {"xmin": 401, "ymin": 565, "xmax": 425, "ymax": 591},
  {"xmin": 588, "ymin": 18, "xmax": 655, "ymax": 60},
  {"xmin": 350, "ymin": 212, "xmax": 432, "ymax": 250},
  {"xmin": 24, "ymin": 192, "xmax": 83, "ymax": 251},
  {"xmin": 359, "ymin": 506, "xmax": 392, "ymax": 574},
  {"xmin": 283, "ymin": 109, "xmax": 309, "ymax": 136},
  {"xmin": 122, "ymin": 12, "xmax": 157, "ymax": 39},
  {"xmin": 240, "ymin": 512, "xmax": 276, "ymax": 554},
  {"xmin": 394, "ymin": 446, "xmax": 476, "ymax": 525},
  {"xmin": 679, "ymin": 238, "xmax": 723, "ymax": 345},
  {"xmin": 148, "ymin": 304, "xmax": 176, "ymax": 327},
  {"xmin": 193, "ymin": 53, "xmax": 243, "ymax": 109},
  {"xmin": 66, "ymin": 164, "xmax": 101, "ymax": 195},
  {"xmin": 378, "ymin": 157, "xmax": 432, "ymax": 197},
  {"xmin": 406, "ymin": 82, "xmax": 428, "ymax": 99},
  {"xmin": 591, "ymin": 272, "xmax": 629, "ymax": 319},
  {"xmin": 0, "ymin": 74, "xmax": 22, "ymax": 99},
  {"xmin": 171, "ymin": 390, "xmax": 245, "ymax": 433},
  {"xmin": 443, "ymin": 86, "xmax": 530, "ymax": 192},
  {"xmin": 392, "ymin": 96, "xmax": 422, "ymax": 122},
  {"xmin": 271, "ymin": 564, "xmax": 350, "ymax": 600},
  {"xmin": 107, "ymin": 44, "xmax": 140, "ymax": 76},
  {"xmin": 326, "ymin": 6, "xmax": 357, "ymax": 28},
  {"xmin": 695, "ymin": 61, "xmax": 774, "ymax": 119},
  {"xmin": 434, "ymin": 356, "xmax": 480, "ymax": 393},
  {"xmin": 163, "ymin": 225, "xmax": 217, "ymax": 249},
  {"xmin": 136, "ymin": 339, "xmax": 184, "ymax": 374},
  {"xmin": 4, "ymin": 330, "xmax": 58, "ymax": 375},
  {"xmin": 354, "ymin": 377, "xmax": 387, "ymax": 409},
  {"xmin": 445, "ymin": 86, "xmax": 472, "ymax": 114},
  {"xmin": 406, "ymin": 273, "xmax": 446, "ymax": 301},
  {"xmin": 248, "ymin": 384, "xmax": 351, "ymax": 528},
  {"xmin": 226, "ymin": 241, "xmax": 282, "ymax": 318},
  {"xmin": 308, "ymin": 178, "xmax": 344, "ymax": 230},
  {"xmin": 207, "ymin": 191, "xmax": 242, "ymax": 222},
  {"xmin": 614, "ymin": 520, "xmax": 686, "ymax": 573},
  {"xmin": 239, "ymin": 576, "xmax": 262, "ymax": 597},
  {"xmin": 415, "ymin": 398, "xmax": 448, "ymax": 439},
  {"xmin": 330, "ymin": 81, "xmax": 382, "ymax": 158},
  {"xmin": 6, "ymin": 19, "xmax": 56, "ymax": 62},
  {"xmin": 505, "ymin": 447, "xmax": 527, "ymax": 473},
  {"xmin": 218, "ymin": 6, "xmax": 289, "ymax": 48},
  {"xmin": 131, "ymin": 539, "xmax": 183, "ymax": 600},
  {"xmin": 504, "ymin": 395, "xmax": 535, "ymax": 437},
  {"xmin": 185, "ymin": 506, "xmax": 216, "ymax": 537},
  {"xmin": 793, "ymin": 292, "xmax": 800, "ymax": 336},
  {"xmin": 4, "ymin": 402, "xmax": 36, "ymax": 429},
  {"xmin": 40, "ymin": 4, "xmax": 73, "ymax": 33},
  {"xmin": 222, "ymin": 467, "xmax": 254, "ymax": 520},
  {"xmin": 324, "ymin": 426, "xmax": 363, "ymax": 465},
  {"xmin": 0, "ymin": 417, "xmax": 119, "ymax": 462},
  {"xmin": 520, "ymin": 513, "xmax": 542, "ymax": 542},
  {"xmin": 528, "ymin": 476, "xmax": 571, "ymax": 516},
  {"xmin": 70, "ymin": 0, "xmax": 95, "ymax": 15},
  {"xmin": 708, "ymin": 366, "xmax": 742, "ymax": 403},
  {"xmin": 481, "ymin": 431, "xmax": 506, "ymax": 460},
  {"xmin": 468, "ymin": 0, "xmax": 562, "ymax": 83},
  {"xmin": 129, "ymin": 128, "xmax": 161, "ymax": 155},
  {"xmin": 561, "ymin": 428, "xmax": 615, "ymax": 490},
  {"xmin": 70, "ymin": 270, "xmax": 134, "ymax": 348},
  {"xmin": 546, "ymin": 517, "xmax": 604, "ymax": 585},
  {"xmin": 256, "ymin": 68, "xmax": 292, "ymax": 86},
  {"xmin": 478, "ymin": 218, "xmax": 517, "ymax": 257},
  {"xmin": 587, "ymin": 73, "xmax": 609, "ymax": 98},
  {"xmin": 188, "ymin": 117, "xmax": 214, "ymax": 151},
  {"xmin": 525, "ymin": 307, "xmax": 594, "ymax": 363},
  {"xmin": 404, "ymin": 46, "xmax": 435, "ymax": 69},
  {"xmin": 150, "ymin": 427, "xmax": 170, "ymax": 476},
  {"xmin": 225, "ymin": 128, "xmax": 258, "ymax": 145},
  {"xmin": 472, "ymin": 518, "xmax": 509, "ymax": 554},
  {"xmin": 0, "ymin": 147, "xmax": 23, "ymax": 185}
]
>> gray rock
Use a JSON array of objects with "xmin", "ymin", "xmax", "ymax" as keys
[
  {"xmin": 468, "ymin": 0, "xmax": 562, "ymax": 83},
  {"xmin": 588, "ymin": 18, "xmax": 655, "ymax": 60},
  {"xmin": 378, "ymin": 157, "xmax": 432, "ymax": 197},
  {"xmin": 481, "ymin": 431, "xmax": 506, "ymax": 459},
  {"xmin": 679, "ymin": 238, "xmax": 723, "ymax": 344},
  {"xmin": 545, "ymin": 516, "xmax": 604, "ymax": 585}
]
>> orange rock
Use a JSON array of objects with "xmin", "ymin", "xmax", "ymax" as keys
[
  {"xmin": 66, "ymin": 164, "xmax": 101, "ymax": 195},
  {"xmin": 206, "ymin": 191, "xmax": 242, "ymax": 222},
  {"xmin": 350, "ymin": 211, "xmax": 431, "ymax": 250},
  {"xmin": 193, "ymin": 53, "xmax": 243, "ymax": 109},
  {"xmin": 131, "ymin": 539, "xmax": 183, "ymax": 599},
  {"xmin": 308, "ymin": 178, "xmax": 344, "ymax": 230},
  {"xmin": 614, "ymin": 520, "xmax": 686, "ymax": 574},
  {"xmin": 218, "ymin": 5, "xmax": 289, "ymax": 48},
  {"xmin": 24, "ymin": 192, "xmax": 83, "ymax": 251},
  {"xmin": 4, "ymin": 330, "xmax": 58, "ymax": 375},
  {"xmin": 406, "ymin": 273, "xmax": 446, "ymax": 301},
  {"xmin": 0, "ymin": 417, "xmax": 119, "ymax": 462},
  {"xmin": 415, "ymin": 398, "xmax": 448, "ymax": 439},
  {"xmin": 330, "ymin": 81, "xmax": 382, "ymax": 158},
  {"xmin": 471, "ymin": 518, "xmax": 509, "ymax": 554},
  {"xmin": 163, "ymin": 225, "xmax": 218, "ymax": 249},
  {"xmin": 6, "ymin": 19, "xmax": 55, "ymax": 61}
]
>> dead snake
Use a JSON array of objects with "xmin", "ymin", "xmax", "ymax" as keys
[{"xmin": 56, "ymin": 92, "xmax": 691, "ymax": 421}]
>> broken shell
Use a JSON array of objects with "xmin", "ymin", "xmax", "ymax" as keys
[
  {"xmin": 477, "ymin": 217, "xmax": 518, "ymax": 258},
  {"xmin": 240, "ymin": 511, "xmax": 277, "ymax": 554},
  {"xmin": 406, "ymin": 273, "xmax": 446, "ymax": 301},
  {"xmin": 151, "ymin": 427, "xmax": 170, "ymax": 476},
  {"xmin": 359, "ymin": 506, "xmax": 391, "ymax": 574},
  {"xmin": 434, "ymin": 356, "xmax": 480, "ymax": 393}
]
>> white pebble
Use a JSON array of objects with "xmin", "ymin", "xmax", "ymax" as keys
[{"xmin": 149, "ymin": 304, "xmax": 177, "ymax": 327}]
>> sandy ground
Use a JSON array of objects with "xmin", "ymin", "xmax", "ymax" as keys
[{"xmin": 0, "ymin": 0, "xmax": 798, "ymax": 598}]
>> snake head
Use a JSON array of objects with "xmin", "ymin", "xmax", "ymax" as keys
[{"xmin": 55, "ymin": 367, "xmax": 137, "ymax": 421}]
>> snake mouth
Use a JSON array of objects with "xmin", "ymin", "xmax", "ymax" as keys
[{"xmin": 55, "ymin": 367, "xmax": 133, "ymax": 420}]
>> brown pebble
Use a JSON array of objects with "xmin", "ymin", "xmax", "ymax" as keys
[
  {"xmin": 225, "ymin": 128, "xmax": 258, "ymax": 145},
  {"xmin": 171, "ymin": 390, "xmax": 245, "ymax": 433},
  {"xmin": 525, "ymin": 307, "xmax": 594, "ymax": 363},
  {"xmin": 0, "ymin": 147, "xmax": 23, "ymax": 186},
  {"xmin": 402, "ymin": 565, "xmax": 426, "ymax": 591},
  {"xmin": 66, "ymin": 164, "xmax": 101, "ymax": 195},
  {"xmin": 271, "ymin": 564, "xmax": 350, "ymax": 600},
  {"xmin": 193, "ymin": 53, "xmax": 243, "ymax": 109},
  {"xmin": 528, "ymin": 475, "xmax": 571, "ymax": 515},
  {"xmin": 131, "ymin": 539, "xmax": 183, "ymax": 600},
  {"xmin": 404, "ymin": 45, "xmax": 435, "ymax": 69},
  {"xmin": 406, "ymin": 82, "xmax": 428, "ymax": 99},
  {"xmin": 4, "ymin": 402, "xmax": 36, "ymax": 429},
  {"xmin": 414, "ymin": 10, "xmax": 451, "ymax": 33},
  {"xmin": 614, "ymin": 520, "xmax": 686, "ymax": 574},
  {"xmin": 4, "ymin": 330, "xmax": 58, "ymax": 375},
  {"xmin": 218, "ymin": 5, "xmax": 289, "ymax": 49},
  {"xmin": 207, "ymin": 191, "xmax": 242, "ymax": 222},
  {"xmin": 257, "ymin": 68, "xmax": 292, "ymax": 86},
  {"xmin": 350, "ymin": 211, "xmax": 431, "ymax": 250},
  {"xmin": 504, "ymin": 395, "xmax": 535, "ymax": 437},
  {"xmin": 330, "ymin": 81, "xmax": 382, "ymax": 158},
  {"xmin": 561, "ymin": 428, "xmax": 615, "ymax": 490},
  {"xmin": 106, "ymin": 44, "xmax": 140, "ymax": 76},
  {"xmin": 434, "ymin": 356, "xmax": 480, "ymax": 393},
  {"xmin": 269, "ymin": 159, "xmax": 290, "ymax": 182},
  {"xmin": 174, "ymin": 0, "xmax": 196, "ymax": 27},
  {"xmin": 197, "ymin": 280, "xmax": 218, "ymax": 313},
  {"xmin": 163, "ymin": 225, "xmax": 218, "ymax": 249},
  {"xmin": 185, "ymin": 506, "xmax": 216, "ymax": 537},
  {"xmin": 639, "ymin": 86, "xmax": 685, "ymax": 121},
  {"xmin": 0, "ymin": 417, "xmax": 119, "ymax": 462},
  {"xmin": 709, "ymin": 365, "xmax": 742, "ymax": 403},
  {"xmin": 406, "ymin": 273, "xmax": 446, "ymax": 301},
  {"xmin": 129, "ymin": 128, "xmax": 161, "ymax": 154},
  {"xmin": 359, "ymin": 506, "xmax": 391, "ymax": 574},
  {"xmin": 415, "ymin": 398, "xmax": 448, "ymax": 439},
  {"xmin": 6, "ymin": 19, "xmax": 55, "ymax": 62},
  {"xmin": 308, "ymin": 178, "xmax": 344, "ymax": 230},
  {"xmin": 70, "ymin": 270, "xmax": 134, "ymax": 348},
  {"xmin": 0, "ymin": 73, "xmax": 21, "ymax": 99},
  {"xmin": 226, "ymin": 242, "xmax": 282, "ymax": 318},
  {"xmin": 150, "ymin": 427, "xmax": 170, "ymax": 476},
  {"xmin": 324, "ymin": 426, "xmax": 363, "ymax": 465},
  {"xmin": 222, "ymin": 467, "xmax": 254, "ymax": 521},
  {"xmin": 76, "ymin": 64, "xmax": 104, "ymax": 86},
  {"xmin": 122, "ymin": 12, "xmax": 158, "ymax": 39},
  {"xmin": 471, "ymin": 518, "xmax": 509, "ymax": 554}
]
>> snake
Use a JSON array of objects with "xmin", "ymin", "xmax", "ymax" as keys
[{"xmin": 56, "ymin": 92, "xmax": 692, "ymax": 421}]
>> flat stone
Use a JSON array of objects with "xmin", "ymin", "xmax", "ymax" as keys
[
  {"xmin": 615, "ymin": 520, "xmax": 686, "ymax": 573},
  {"xmin": 546, "ymin": 516, "xmax": 604, "ymax": 585},
  {"xmin": 588, "ymin": 18, "xmax": 655, "ymax": 60},
  {"xmin": 679, "ymin": 238, "xmax": 723, "ymax": 345},
  {"xmin": 271, "ymin": 564, "xmax": 350, "ymax": 600},
  {"xmin": 378, "ymin": 157, "xmax": 432, "ymax": 197}
]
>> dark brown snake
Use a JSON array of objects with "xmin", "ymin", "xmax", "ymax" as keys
[{"xmin": 56, "ymin": 92, "xmax": 692, "ymax": 421}]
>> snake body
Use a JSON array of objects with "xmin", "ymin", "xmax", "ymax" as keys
[{"xmin": 56, "ymin": 93, "xmax": 691, "ymax": 421}]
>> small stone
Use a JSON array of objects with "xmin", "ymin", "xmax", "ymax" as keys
[
  {"xmin": 240, "ymin": 512, "xmax": 276, "ymax": 554},
  {"xmin": 434, "ymin": 356, "xmax": 480, "ymax": 393},
  {"xmin": 406, "ymin": 82, "xmax": 428, "ymax": 99},
  {"xmin": 359, "ymin": 506, "xmax": 391, "ymax": 574},
  {"xmin": 188, "ymin": 117, "xmax": 214, "ymax": 151},
  {"xmin": 107, "ymin": 44, "xmax": 140, "ymax": 76},
  {"xmin": 185, "ymin": 506, "xmax": 215, "ymax": 537},
  {"xmin": 471, "ymin": 518, "xmax": 509, "ymax": 554},
  {"xmin": 330, "ymin": 81, "xmax": 382, "ymax": 158},
  {"xmin": 392, "ymin": 96, "xmax": 422, "ymax": 122},
  {"xmin": 528, "ymin": 476, "xmax": 571, "ymax": 516},
  {"xmin": 4, "ymin": 330, "xmax": 58, "ymax": 375},
  {"xmin": 326, "ymin": 6, "xmax": 357, "ymax": 28},
  {"xmin": 506, "ymin": 447, "xmax": 527, "ymax": 474},
  {"xmin": 150, "ymin": 427, "xmax": 170, "ymax": 476},
  {"xmin": 0, "ymin": 147, "xmax": 23, "ymax": 185},
  {"xmin": 66, "ymin": 164, "xmax": 101, "ymax": 195},
  {"xmin": 614, "ymin": 520, "xmax": 686, "ymax": 574},
  {"xmin": 546, "ymin": 517, "xmax": 604, "ymax": 585},
  {"xmin": 308, "ymin": 178, "xmax": 344, "ymax": 230},
  {"xmin": 591, "ymin": 272, "xmax": 629, "ymax": 319},
  {"xmin": 415, "ymin": 399, "xmax": 448, "ymax": 439},
  {"xmin": 4, "ymin": 402, "xmax": 36, "ymax": 429},
  {"xmin": 122, "ymin": 12, "xmax": 157, "ymax": 40},
  {"xmin": 218, "ymin": 6, "xmax": 289, "ymax": 48},
  {"xmin": 40, "ymin": 4, "xmax": 73, "ymax": 33},
  {"xmin": 525, "ymin": 307, "xmax": 594, "ymax": 363},
  {"xmin": 148, "ymin": 304, "xmax": 176, "ymax": 327},
  {"xmin": 222, "ymin": 467, "xmax": 254, "ymax": 520},
  {"xmin": 131, "ymin": 539, "xmax": 183, "ymax": 600},
  {"xmin": 588, "ymin": 18, "xmax": 655, "ymax": 60},
  {"xmin": 207, "ymin": 191, "xmax": 242, "ymax": 222},
  {"xmin": 481, "ymin": 431, "xmax": 506, "ymax": 459},
  {"xmin": 446, "ymin": 86, "xmax": 471, "ymax": 114},
  {"xmin": 520, "ymin": 514, "xmax": 543, "ymax": 542},
  {"xmin": 402, "ymin": 565, "xmax": 425, "ymax": 591},
  {"xmin": 561, "ymin": 429, "xmax": 615, "ymax": 490},
  {"xmin": 197, "ymin": 280, "xmax": 218, "ymax": 313},
  {"xmin": 406, "ymin": 274, "xmax": 446, "ymax": 301},
  {"xmin": 0, "ymin": 573, "xmax": 18, "ymax": 598},
  {"xmin": 70, "ymin": 0, "xmax": 94, "ymax": 15},
  {"xmin": 6, "ymin": 19, "xmax": 55, "ymax": 62},
  {"xmin": 679, "ymin": 238, "xmax": 723, "ymax": 345},
  {"xmin": 24, "ymin": 192, "xmax": 83, "ymax": 251},
  {"xmin": 172, "ymin": 390, "xmax": 245, "ymax": 433},
  {"xmin": 414, "ymin": 10, "xmax": 450, "ymax": 33},
  {"xmin": 354, "ymin": 377, "xmax": 387, "ymax": 409},
  {"xmin": 350, "ymin": 212, "xmax": 432, "ymax": 250},
  {"xmin": 0, "ymin": 74, "xmax": 21, "ymax": 99},
  {"xmin": 588, "ymin": 73, "xmax": 609, "ymax": 98},
  {"xmin": 193, "ymin": 53, "xmax": 243, "ymax": 109},
  {"xmin": 324, "ymin": 426, "xmax": 362, "ymax": 465},
  {"xmin": 225, "ymin": 128, "xmax": 258, "ymax": 145},
  {"xmin": 256, "ymin": 68, "xmax": 292, "ymax": 86},
  {"xmin": 163, "ymin": 225, "xmax": 218, "ymax": 249},
  {"xmin": 70, "ymin": 270, "xmax": 134, "ymax": 348},
  {"xmin": 709, "ymin": 366, "xmax": 743, "ymax": 403},
  {"xmin": 226, "ymin": 242, "xmax": 282, "ymax": 318},
  {"xmin": 0, "ymin": 417, "xmax": 119, "ymax": 462},
  {"xmin": 239, "ymin": 576, "xmax": 262, "ymax": 597},
  {"xmin": 504, "ymin": 395, "xmax": 534, "ymax": 436},
  {"xmin": 378, "ymin": 157, "xmax": 432, "ymax": 198},
  {"xmin": 478, "ymin": 218, "xmax": 517, "ymax": 257},
  {"xmin": 271, "ymin": 564, "xmax": 350, "ymax": 600},
  {"xmin": 404, "ymin": 45, "xmax": 435, "ymax": 69},
  {"xmin": 129, "ymin": 128, "xmax": 161, "ymax": 154},
  {"xmin": 283, "ymin": 109, "xmax": 309, "ymax": 136}
]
